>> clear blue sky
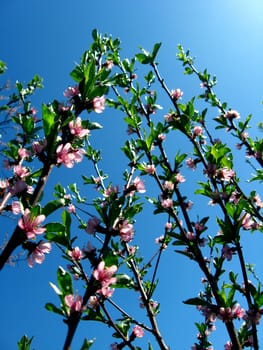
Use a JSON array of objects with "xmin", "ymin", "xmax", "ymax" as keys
[{"xmin": 1, "ymin": 1, "xmax": 263, "ymax": 349}]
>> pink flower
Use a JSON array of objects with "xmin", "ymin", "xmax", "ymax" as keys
[
  {"xmin": 163, "ymin": 180, "xmax": 174, "ymax": 191},
  {"xmin": 186, "ymin": 158, "xmax": 196, "ymax": 170},
  {"xmin": 56, "ymin": 143, "xmax": 84, "ymax": 168},
  {"xmin": 14, "ymin": 165, "xmax": 30, "ymax": 178},
  {"xmin": 88, "ymin": 295, "xmax": 99, "ymax": 309},
  {"xmin": 64, "ymin": 294, "xmax": 84, "ymax": 313},
  {"xmin": 232, "ymin": 304, "xmax": 245, "ymax": 319},
  {"xmin": 224, "ymin": 110, "xmax": 240, "ymax": 120},
  {"xmin": 218, "ymin": 167, "xmax": 235, "ymax": 182},
  {"xmin": 222, "ymin": 245, "xmax": 233, "ymax": 261},
  {"xmin": 105, "ymin": 60, "xmax": 114, "ymax": 70},
  {"xmin": 92, "ymin": 96, "xmax": 106, "ymax": 113},
  {"xmin": 27, "ymin": 241, "xmax": 51, "ymax": 267},
  {"xmin": 164, "ymin": 113, "xmax": 174, "ymax": 123},
  {"xmin": 145, "ymin": 164, "xmax": 155, "ymax": 175},
  {"xmin": 171, "ymin": 88, "xmax": 183, "ymax": 101},
  {"xmin": 11, "ymin": 201, "xmax": 22, "ymax": 215},
  {"xmin": 18, "ymin": 148, "xmax": 31, "ymax": 159},
  {"xmin": 68, "ymin": 246, "xmax": 83, "ymax": 261},
  {"xmin": 133, "ymin": 177, "xmax": 146, "ymax": 193},
  {"xmin": 158, "ymin": 133, "xmax": 166, "ymax": 142},
  {"xmin": 0, "ymin": 179, "xmax": 9, "ymax": 189},
  {"xmin": 224, "ymin": 341, "xmax": 232, "ymax": 350},
  {"xmin": 155, "ymin": 235, "xmax": 167, "ymax": 249},
  {"xmin": 98, "ymin": 286, "xmax": 115, "ymax": 298},
  {"xmin": 69, "ymin": 117, "xmax": 90, "ymax": 138},
  {"xmin": 93, "ymin": 261, "xmax": 117, "ymax": 287},
  {"xmin": 18, "ymin": 208, "xmax": 46, "ymax": 240},
  {"xmin": 32, "ymin": 140, "xmax": 47, "ymax": 154},
  {"xmin": 86, "ymin": 216, "xmax": 100, "ymax": 234},
  {"xmin": 132, "ymin": 325, "xmax": 144, "ymax": 338},
  {"xmin": 165, "ymin": 222, "xmax": 172, "ymax": 230},
  {"xmin": 161, "ymin": 198, "xmax": 173, "ymax": 209},
  {"xmin": 242, "ymin": 213, "xmax": 256, "ymax": 230},
  {"xmin": 64, "ymin": 85, "xmax": 80, "ymax": 98},
  {"xmin": 186, "ymin": 231, "xmax": 196, "ymax": 241},
  {"xmin": 119, "ymin": 220, "xmax": 134, "ymax": 242},
  {"xmin": 193, "ymin": 126, "xmax": 203, "ymax": 137},
  {"xmin": 103, "ymin": 185, "xmax": 119, "ymax": 198},
  {"xmin": 67, "ymin": 203, "xmax": 76, "ymax": 213},
  {"xmin": 175, "ymin": 172, "xmax": 185, "ymax": 183}
]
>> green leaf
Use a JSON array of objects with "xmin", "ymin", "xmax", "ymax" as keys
[
  {"xmin": 0, "ymin": 60, "xmax": 7, "ymax": 74},
  {"xmin": 45, "ymin": 302, "xmax": 64, "ymax": 316},
  {"xmin": 80, "ymin": 338, "xmax": 95, "ymax": 350},
  {"xmin": 114, "ymin": 274, "xmax": 135, "ymax": 289},
  {"xmin": 151, "ymin": 42, "xmax": 162, "ymax": 61},
  {"xmin": 42, "ymin": 104, "xmax": 56, "ymax": 141},
  {"xmin": 57, "ymin": 266, "xmax": 73, "ymax": 296},
  {"xmin": 42, "ymin": 199, "xmax": 65, "ymax": 217},
  {"xmin": 17, "ymin": 335, "xmax": 33, "ymax": 350},
  {"xmin": 183, "ymin": 297, "xmax": 207, "ymax": 306}
]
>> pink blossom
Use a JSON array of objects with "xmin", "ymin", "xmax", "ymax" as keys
[
  {"xmin": 86, "ymin": 216, "xmax": 100, "ymax": 234},
  {"xmin": 218, "ymin": 167, "xmax": 235, "ymax": 182},
  {"xmin": 186, "ymin": 231, "xmax": 196, "ymax": 241},
  {"xmin": 186, "ymin": 158, "xmax": 196, "ymax": 170},
  {"xmin": 132, "ymin": 325, "xmax": 144, "ymax": 338},
  {"xmin": 32, "ymin": 140, "xmax": 47, "ymax": 154},
  {"xmin": 242, "ymin": 213, "xmax": 256, "ymax": 230},
  {"xmin": 64, "ymin": 294, "xmax": 84, "ymax": 313},
  {"xmin": 11, "ymin": 201, "xmax": 21, "ymax": 215},
  {"xmin": 253, "ymin": 194, "xmax": 263, "ymax": 208},
  {"xmin": 232, "ymin": 304, "xmax": 245, "ymax": 319},
  {"xmin": 92, "ymin": 96, "xmax": 106, "ymax": 113},
  {"xmin": 67, "ymin": 203, "xmax": 76, "ymax": 213},
  {"xmin": 145, "ymin": 164, "xmax": 156, "ymax": 175},
  {"xmin": 105, "ymin": 60, "xmax": 114, "ymax": 70},
  {"xmin": 158, "ymin": 133, "xmax": 166, "ymax": 142},
  {"xmin": 98, "ymin": 286, "xmax": 115, "ymax": 298},
  {"xmin": 222, "ymin": 245, "xmax": 233, "ymax": 261},
  {"xmin": 165, "ymin": 222, "xmax": 172, "ymax": 230},
  {"xmin": 0, "ymin": 179, "xmax": 9, "ymax": 189},
  {"xmin": 175, "ymin": 172, "xmax": 185, "ymax": 183},
  {"xmin": 64, "ymin": 85, "xmax": 80, "ymax": 98},
  {"xmin": 69, "ymin": 117, "xmax": 90, "ymax": 138},
  {"xmin": 27, "ymin": 241, "xmax": 51, "ymax": 267},
  {"xmin": 155, "ymin": 235, "xmax": 167, "ymax": 249},
  {"xmin": 161, "ymin": 198, "xmax": 173, "ymax": 208},
  {"xmin": 68, "ymin": 246, "xmax": 83, "ymax": 261},
  {"xmin": 88, "ymin": 295, "xmax": 99, "ymax": 309},
  {"xmin": 119, "ymin": 220, "xmax": 134, "ymax": 242},
  {"xmin": 14, "ymin": 165, "xmax": 30, "ymax": 178},
  {"xmin": 103, "ymin": 185, "xmax": 119, "ymax": 197},
  {"xmin": 171, "ymin": 88, "xmax": 183, "ymax": 101},
  {"xmin": 193, "ymin": 126, "xmax": 203, "ymax": 137},
  {"xmin": 18, "ymin": 148, "xmax": 31, "ymax": 159},
  {"xmin": 110, "ymin": 343, "xmax": 118, "ymax": 350},
  {"xmin": 18, "ymin": 208, "xmax": 46, "ymax": 239},
  {"xmin": 164, "ymin": 113, "xmax": 174, "ymax": 123},
  {"xmin": 224, "ymin": 341, "xmax": 232, "ymax": 350},
  {"xmin": 163, "ymin": 180, "xmax": 174, "ymax": 191},
  {"xmin": 56, "ymin": 143, "xmax": 84, "ymax": 168},
  {"xmin": 93, "ymin": 261, "xmax": 117, "ymax": 287},
  {"xmin": 133, "ymin": 177, "xmax": 146, "ymax": 193},
  {"xmin": 224, "ymin": 110, "xmax": 240, "ymax": 120}
]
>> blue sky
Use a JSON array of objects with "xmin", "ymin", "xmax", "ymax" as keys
[{"xmin": 1, "ymin": 1, "xmax": 263, "ymax": 349}]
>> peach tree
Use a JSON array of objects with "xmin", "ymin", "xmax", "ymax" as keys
[{"xmin": 1, "ymin": 30, "xmax": 263, "ymax": 350}]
